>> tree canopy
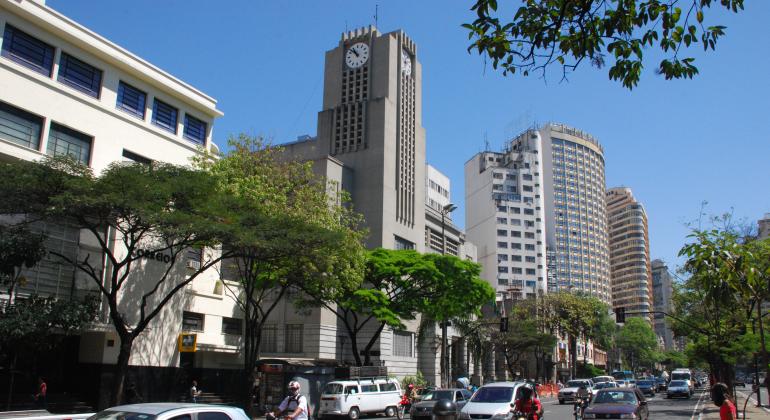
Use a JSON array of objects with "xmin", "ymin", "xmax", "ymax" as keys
[{"xmin": 463, "ymin": 0, "xmax": 744, "ymax": 88}]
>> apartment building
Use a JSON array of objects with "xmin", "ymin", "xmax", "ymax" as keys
[
  {"xmin": 651, "ymin": 259, "xmax": 675, "ymax": 350},
  {"xmin": 606, "ymin": 187, "xmax": 652, "ymax": 321},
  {"xmin": 465, "ymin": 130, "xmax": 547, "ymax": 301}
]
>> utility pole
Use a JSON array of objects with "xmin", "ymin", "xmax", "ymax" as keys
[{"xmin": 440, "ymin": 203, "xmax": 457, "ymax": 388}]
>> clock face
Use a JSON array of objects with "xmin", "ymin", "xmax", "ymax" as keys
[
  {"xmin": 345, "ymin": 42, "xmax": 369, "ymax": 69},
  {"xmin": 401, "ymin": 49, "xmax": 412, "ymax": 76}
]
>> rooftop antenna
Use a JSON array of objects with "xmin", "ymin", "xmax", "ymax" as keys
[
  {"xmin": 484, "ymin": 131, "xmax": 490, "ymax": 151},
  {"xmin": 374, "ymin": 4, "xmax": 379, "ymax": 28}
]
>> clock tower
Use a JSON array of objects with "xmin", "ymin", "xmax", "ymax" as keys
[{"xmin": 316, "ymin": 26, "xmax": 426, "ymax": 251}]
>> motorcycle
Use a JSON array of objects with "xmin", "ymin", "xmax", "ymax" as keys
[
  {"xmin": 573, "ymin": 397, "xmax": 589, "ymax": 420},
  {"xmin": 511, "ymin": 410, "xmax": 534, "ymax": 420}
]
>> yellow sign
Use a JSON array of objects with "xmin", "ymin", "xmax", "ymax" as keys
[{"xmin": 178, "ymin": 333, "xmax": 197, "ymax": 352}]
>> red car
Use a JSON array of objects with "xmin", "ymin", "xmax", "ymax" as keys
[{"xmin": 582, "ymin": 388, "xmax": 649, "ymax": 420}]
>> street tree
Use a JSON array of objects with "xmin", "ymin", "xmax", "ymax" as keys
[
  {"xmin": 416, "ymin": 254, "xmax": 494, "ymax": 385},
  {"xmin": 299, "ymin": 248, "xmax": 444, "ymax": 366},
  {"xmin": 616, "ymin": 317, "xmax": 659, "ymax": 373},
  {"xmin": 0, "ymin": 225, "xmax": 46, "ymax": 309},
  {"xmin": 0, "ymin": 157, "xmax": 229, "ymax": 405},
  {"xmin": 199, "ymin": 135, "xmax": 366, "ymax": 412},
  {"xmin": 463, "ymin": 0, "xmax": 744, "ymax": 89}
]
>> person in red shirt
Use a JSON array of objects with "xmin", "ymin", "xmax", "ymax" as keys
[
  {"xmin": 512, "ymin": 386, "xmax": 543, "ymax": 420},
  {"xmin": 711, "ymin": 383, "xmax": 736, "ymax": 420},
  {"xmin": 35, "ymin": 377, "xmax": 47, "ymax": 409}
]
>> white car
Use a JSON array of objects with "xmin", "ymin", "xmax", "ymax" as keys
[
  {"xmin": 458, "ymin": 382, "xmax": 535, "ymax": 420},
  {"xmin": 558, "ymin": 379, "xmax": 593, "ymax": 404},
  {"xmin": 86, "ymin": 403, "xmax": 249, "ymax": 420}
]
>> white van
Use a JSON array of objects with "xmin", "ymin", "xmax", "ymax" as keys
[
  {"xmin": 318, "ymin": 377, "xmax": 402, "ymax": 420},
  {"xmin": 671, "ymin": 369, "xmax": 694, "ymax": 395}
]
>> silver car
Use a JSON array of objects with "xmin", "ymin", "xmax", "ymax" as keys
[
  {"xmin": 410, "ymin": 389, "xmax": 473, "ymax": 420},
  {"xmin": 86, "ymin": 403, "xmax": 250, "ymax": 420}
]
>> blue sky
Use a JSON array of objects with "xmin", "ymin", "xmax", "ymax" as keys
[{"xmin": 49, "ymin": 0, "xmax": 770, "ymax": 270}]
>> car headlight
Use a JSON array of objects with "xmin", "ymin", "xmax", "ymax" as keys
[
  {"xmin": 619, "ymin": 414, "xmax": 637, "ymax": 419},
  {"xmin": 491, "ymin": 411, "xmax": 512, "ymax": 420}
]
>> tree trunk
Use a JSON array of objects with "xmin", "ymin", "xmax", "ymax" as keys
[
  {"xmin": 110, "ymin": 335, "xmax": 134, "ymax": 406},
  {"xmin": 5, "ymin": 352, "xmax": 17, "ymax": 411},
  {"xmin": 756, "ymin": 300, "xmax": 770, "ymax": 390},
  {"xmin": 363, "ymin": 322, "xmax": 386, "ymax": 366},
  {"xmin": 569, "ymin": 335, "xmax": 577, "ymax": 379}
]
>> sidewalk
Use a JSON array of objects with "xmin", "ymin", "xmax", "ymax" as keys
[{"xmin": 698, "ymin": 391, "xmax": 770, "ymax": 420}]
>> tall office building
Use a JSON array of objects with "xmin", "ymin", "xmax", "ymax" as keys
[
  {"xmin": 607, "ymin": 187, "xmax": 652, "ymax": 320},
  {"xmin": 279, "ymin": 26, "xmax": 431, "ymax": 380},
  {"xmin": 465, "ymin": 130, "xmax": 547, "ymax": 300},
  {"xmin": 651, "ymin": 259, "xmax": 675, "ymax": 350},
  {"xmin": 505, "ymin": 124, "xmax": 610, "ymax": 303}
]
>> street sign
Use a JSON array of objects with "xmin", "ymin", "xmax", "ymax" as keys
[{"xmin": 178, "ymin": 333, "xmax": 197, "ymax": 352}]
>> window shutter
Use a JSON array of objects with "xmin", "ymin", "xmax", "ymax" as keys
[
  {"xmin": 57, "ymin": 52, "xmax": 102, "ymax": 97},
  {"xmin": 183, "ymin": 114, "xmax": 207, "ymax": 144},
  {"xmin": 116, "ymin": 82, "xmax": 147, "ymax": 118},
  {"xmin": 0, "ymin": 101, "xmax": 43, "ymax": 150},
  {"xmin": 1, "ymin": 25, "xmax": 55, "ymax": 76},
  {"xmin": 152, "ymin": 99, "xmax": 178, "ymax": 133},
  {"xmin": 47, "ymin": 123, "xmax": 92, "ymax": 165}
]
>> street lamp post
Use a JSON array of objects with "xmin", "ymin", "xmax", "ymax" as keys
[{"xmin": 440, "ymin": 203, "xmax": 457, "ymax": 388}]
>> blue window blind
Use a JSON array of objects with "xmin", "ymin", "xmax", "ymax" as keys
[
  {"xmin": 183, "ymin": 114, "xmax": 207, "ymax": 144},
  {"xmin": 0, "ymin": 101, "xmax": 43, "ymax": 150},
  {"xmin": 116, "ymin": 81, "xmax": 146, "ymax": 119},
  {"xmin": 57, "ymin": 52, "xmax": 102, "ymax": 98},
  {"xmin": 152, "ymin": 99, "xmax": 178, "ymax": 133},
  {"xmin": 47, "ymin": 123, "xmax": 91, "ymax": 165},
  {"xmin": 1, "ymin": 24, "xmax": 54, "ymax": 76}
]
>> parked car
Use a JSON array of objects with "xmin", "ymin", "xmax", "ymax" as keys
[
  {"xmin": 413, "ymin": 387, "xmax": 436, "ymax": 403},
  {"xmin": 582, "ymin": 388, "xmax": 649, "ymax": 420},
  {"xmin": 458, "ymin": 382, "xmax": 535, "ymax": 420},
  {"xmin": 655, "ymin": 377, "xmax": 668, "ymax": 392},
  {"xmin": 558, "ymin": 379, "xmax": 593, "ymax": 404},
  {"xmin": 318, "ymin": 377, "xmax": 402, "ymax": 419},
  {"xmin": 86, "ymin": 403, "xmax": 248, "ymax": 420},
  {"xmin": 667, "ymin": 380, "xmax": 692, "ymax": 399},
  {"xmin": 410, "ymin": 389, "xmax": 473, "ymax": 420},
  {"xmin": 636, "ymin": 380, "xmax": 656, "ymax": 397}
]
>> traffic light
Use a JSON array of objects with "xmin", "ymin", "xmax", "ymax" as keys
[
  {"xmin": 500, "ymin": 316, "xmax": 509, "ymax": 332},
  {"xmin": 616, "ymin": 307, "xmax": 626, "ymax": 323}
]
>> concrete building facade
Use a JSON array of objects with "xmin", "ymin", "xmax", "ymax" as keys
[
  {"xmin": 465, "ymin": 130, "xmax": 547, "ymax": 300},
  {"xmin": 759, "ymin": 213, "xmax": 770, "ymax": 240},
  {"xmin": 651, "ymin": 259, "xmax": 675, "ymax": 350},
  {"xmin": 507, "ymin": 124, "xmax": 610, "ymax": 303},
  {"xmin": 606, "ymin": 187, "xmax": 652, "ymax": 320}
]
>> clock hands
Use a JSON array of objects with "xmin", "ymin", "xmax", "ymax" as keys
[{"xmin": 351, "ymin": 48, "xmax": 360, "ymax": 58}]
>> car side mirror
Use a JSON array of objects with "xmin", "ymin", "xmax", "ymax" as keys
[{"xmin": 640, "ymin": 400, "xmax": 647, "ymax": 405}]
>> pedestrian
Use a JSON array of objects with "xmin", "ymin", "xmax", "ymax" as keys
[
  {"xmin": 711, "ymin": 382, "xmax": 736, "ymax": 420},
  {"xmin": 125, "ymin": 382, "xmax": 143, "ymax": 404},
  {"xmin": 190, "ymin": 380, "xmax": 202, "ymax": 403},
  {"xmin": 34, "ymin": 377, "xmax": 47, "ymax": 409}
]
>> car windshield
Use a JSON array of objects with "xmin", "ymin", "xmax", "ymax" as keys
[
  {"xmin": 595, "ymin": 383, "xmax": 616, "ymax": 389},
  {"xmin": 670, "ymin": 381, "xmax": 687, "ymax": 387},
  {"xmin": 424, "ymin": 390, "xmax": 454, "ymax": 401},
  {"xmin": 593, "ymin": 391, "xmax": 638, "ymax": 405},
  {"xmin": 88, "ymin": 412, "xmax": 156, "ymax": 420},
  {"xmin": 638, "ymin": 381, "xmax": 653, "ymax": 386},
  {"xmin": 567, "ymin": 381, "xmax": 588, "ymax": 388},
  {"xmin": 417, "ymin": 388, "xmax": 433, "ymax": 395},
  {"xmin": 672, "ymin": 373, "xmax": 691, "ymax": 380},
  {"xmin": 470, "ymin": 386, "xmax": 514, "ymax": 403},
  {"xmin": 323, "ymin": 383, "xmax": 343, "ymax": 394}
]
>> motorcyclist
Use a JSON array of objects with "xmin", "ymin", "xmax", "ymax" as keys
[
  {"xmin": 573, "ymin": 384, "xmax": 591, "ymax": 419},
  {"xmin": 512, "ymin": 386, "xmax": 543, "ymax": 420},
  {"xmin": 267, "ymin": 381, "xmax": 308, "ymax": 420}
]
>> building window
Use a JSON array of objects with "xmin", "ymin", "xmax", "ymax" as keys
[
  {"xmin": 152, "ymin": 99, "xmax": 178, "ymax": 133},
  {"xmin": 525, "ymin": 244, "xmax": 535, "ymax": 251},
  {"xmin": 184, "ymin": 114, "xmax": 207, "ymax": 144},
  {"xmin": 394, "ymin": 235, "xmax": 415, "ymax": 250},
  {"xmin": 526, "ymin": 268, "xmax": 536, "ymax": 275},
  {"xmin": 47, "ymin": 123, "xmax": 91, "ymax": 165},
  {"xmin": 498, "ymin": 266, "xmax": 508, "ymax": 273},
  {"xmin": 497, "ymin": 241, "xmax": 508, "ymax": 249},
  {"xmin": 222, "ymin": 317, "xmax": 242, "ymax": 336},
  {"xmin": 122, "ymin": 149, "xmax": 152, "ymax": 164},
  {"xmin": 57, "ymin": 52, "xmax": 102, "ymax": 98},
  {"xmin": 393, "ymin": 330, "xmax": 413, "ymax": 357},
  {"xmin": 182, "ymin": 311, "xmax": 204, "ymax": 332},
  {"xmin": 526, "ymin": 256, "xmax": 536, "ymax": 263},
  {"xmin": 259, "ymin": 325, "xmax": 276, "ymax": 352},
  {"xmin": 0, "ymin": 101, "xmax": 43, "ymax": 150},
  {"xmin": 116, "ymin": 81, "xmax": 147, "ymax": 119},
  {"xmin": 497, "ymin": 229, "xmax": 508, "ymax": 237},
  {"xmin": 1, "ymin": 25, "xmax": 55, "ymax": 76},
  {"xmin": 284, "ymin": 324, "xmax": 303, "ymax": 353}
]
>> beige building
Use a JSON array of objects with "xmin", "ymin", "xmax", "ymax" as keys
[
  {"xmin": 759, "ymin": 213, "xmax": 770, "ymax": 240},
  {"xmin": 607, "ymin": 187, "xmax": 652, "ymax": 321}
]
